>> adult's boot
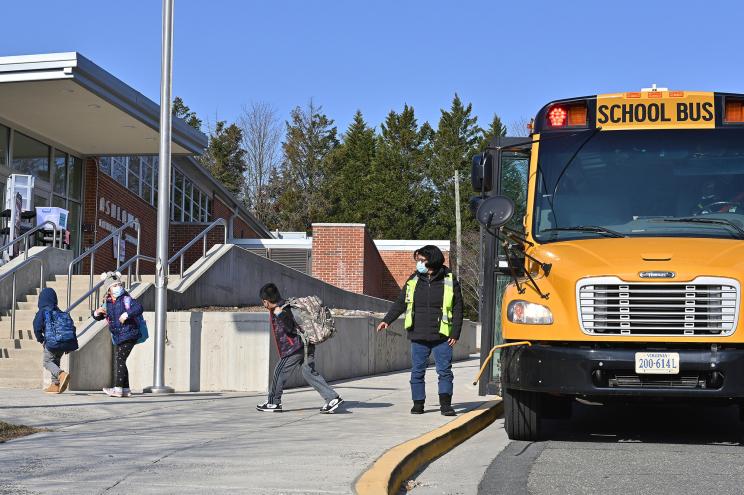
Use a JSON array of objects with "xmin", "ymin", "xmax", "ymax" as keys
[
  {"xmin": 439, "ymin": 394, "xmax": 456, "ymax": 416},
  {"xmin": 410, "ymin": 400, "xmax": 425, "ymax": 415}
]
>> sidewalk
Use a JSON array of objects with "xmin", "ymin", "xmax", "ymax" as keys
[{"xmin": 0, "ymin": 357, "xmax": 491, "ymax": 494}]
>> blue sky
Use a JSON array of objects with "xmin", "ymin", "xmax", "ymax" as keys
[{"xmin": 4, "ymin": 1, "xmax": 743, "ymax": 137}]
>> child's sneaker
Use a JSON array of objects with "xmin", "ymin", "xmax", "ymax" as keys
[
  {"xmin": 320, "ymin": 397, "xmax": 344, "ymax": 414},
  {"xmin": 103, "ymin": 387, "xmax": 127, "ymax": 398},
  {"xmin": 256, "ymin": 402, "xmax": 282, "ymax": 412}
]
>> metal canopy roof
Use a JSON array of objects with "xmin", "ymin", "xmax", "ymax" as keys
[{"xmin": 0, "ymin": 52, "xmax": 207, "ymax": 155}]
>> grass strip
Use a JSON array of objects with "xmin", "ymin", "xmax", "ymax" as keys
[{"xmin": 0, "ymin": 421, "xmax": 46, "ymax": 442}]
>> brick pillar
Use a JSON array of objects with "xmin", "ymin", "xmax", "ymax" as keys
[{"xmin": 311, "ymin": 224, "xmax": 366, "ymax": 294}]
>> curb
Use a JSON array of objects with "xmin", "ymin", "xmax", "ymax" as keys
[{"xmin": 354, "ymin": 399, "xmax": 503, "ymax": 495}]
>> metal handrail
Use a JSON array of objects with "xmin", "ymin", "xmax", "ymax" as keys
[
  {"xmin": 167, "ymin": 218, "xmax": 227, "ymax": 278},
  {"xmin": 65, "ymin": 254, "xmax": 156, "ymax": 314},
  {"xmin": 0, "ymin": 220, "xmax": 62, "ymax": 260},
  {"xmin": 66, "ymin": 219, "xmax": 141, "ymax": 310},
  {"xmin": 0, "ymin": 256, "xmax": 45, "ymax": 339}
]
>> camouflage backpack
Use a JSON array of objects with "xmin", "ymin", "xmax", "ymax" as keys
[{"xmin": 286, "ymin": 296, "xmax": 336, "ymax": 345}]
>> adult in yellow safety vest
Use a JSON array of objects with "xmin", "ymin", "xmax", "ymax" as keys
[{"xmin": 377, "ymin": 245, "xmax": 463, "ymax": 416}]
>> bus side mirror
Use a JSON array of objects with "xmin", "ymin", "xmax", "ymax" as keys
[
  {"xmin": 475, "ymin": 196, "xmax": 514, "ymax": 228},
  {"xmin": 471, "ymin": 152, "xmax": 493, "ymax": 192}
]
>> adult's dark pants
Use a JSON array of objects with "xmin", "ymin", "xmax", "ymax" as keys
[{"xmin": 410, "ymin": 339, "xmax": 454, "ymax": 401}]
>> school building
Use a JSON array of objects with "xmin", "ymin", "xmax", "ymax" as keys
[{"xmin": 0, "ymin": 52, "xmax": 448, "ymax": 298}]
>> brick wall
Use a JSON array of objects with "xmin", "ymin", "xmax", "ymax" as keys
[
  {"xmin": 311, "ymin": 224, "xmax": 366, "ymax": 294},
  {"xmin": 310, "ymin": 224, "xmax": 449, "ymax": 301},
  {"xmin": 81, "ymin": 158, "xmax": 157, "ymax": 276},
  {"xmin": 80, "ymin": 158, "xmax": 260, "ymax": 277},
  {"xmin": 379, "ymin": 249, "xmax": 451, "ymax": 300},
  {"xmin": 362, "ymin": 229, "xmax": 388, "ymax": 299}
]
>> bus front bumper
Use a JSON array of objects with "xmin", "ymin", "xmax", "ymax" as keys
[{"xmin": 501, "ymin": 343, "xmax": 744, "ymax": 399}]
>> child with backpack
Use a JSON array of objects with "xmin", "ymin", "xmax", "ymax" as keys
[
  {"xmin": 256, "ymin": 283, "xmax": 343, "ymax": 413},
  {"xmin": 33, "ymin": 287, "xmax": 78, "ymax": 394},
  {"xmin": 92, "ymin": 273, "xmax": 144, "ymax": 398}
]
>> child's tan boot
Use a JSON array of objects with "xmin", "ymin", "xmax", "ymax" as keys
[{"xmin": 43, "ymin": 383, "xmax": 60, "ymax": 394}]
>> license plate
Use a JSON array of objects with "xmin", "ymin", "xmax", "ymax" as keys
[{"xmin": 635, "ymin": 352, "xmax": 680, "ymax": 374}]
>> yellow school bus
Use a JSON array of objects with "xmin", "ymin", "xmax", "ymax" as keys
[{"xmin": 471, "ymin": 88, "xmax": 744, "ymax": 440}]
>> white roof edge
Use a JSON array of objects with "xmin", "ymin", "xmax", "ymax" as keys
[
  {"xmin": 311, "ymin": 223, "xmax": 366, "ymax": 227},
  {"xmin": 231, "ymin": 238, "xmax": 312, "ymax": 250},
  {"xmin": 0, "ymin": 52, "xmax": 78, "ymax": 67},
  {"xmin": 374, "ymin": 240, "xmax": 451, "ymax": 251},
  {"xmin": 0, "ymin": 52, "xmax": 207, "ymax": 153}
]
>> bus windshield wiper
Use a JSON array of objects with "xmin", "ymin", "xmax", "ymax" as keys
[
  {"xmin": 541, "ymin": 226, "xmax": 626, "ymax": 238},
  {"xmin": 659, "ymin": 217, "xmax": 744, "ymax": 239}
]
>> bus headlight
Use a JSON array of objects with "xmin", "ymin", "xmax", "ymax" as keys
[{"xmin": 507, "ymin": 300, "xmax": 553, "ymax": 324}]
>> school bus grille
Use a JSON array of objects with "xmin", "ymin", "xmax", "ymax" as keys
[{"xmin": 577, "ymin": 277, "xmax": 740, "ymax": 337}]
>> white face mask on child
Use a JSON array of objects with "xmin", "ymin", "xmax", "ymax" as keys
[{"xmin": 112, "ymin": 286, "xmax": 124, "ymax": 298}]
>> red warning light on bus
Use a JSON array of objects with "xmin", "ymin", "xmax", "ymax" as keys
[{"xmin": 548, "ymin": 107, "xmax": 567, "ymax": 126}]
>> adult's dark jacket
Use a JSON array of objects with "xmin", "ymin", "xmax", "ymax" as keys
[
  {"xmin": 382, "ymin": 266, "xmax": 464, "ymax": 341},
  {"xmin": 92, "ymin": 290, "xmax": 143, "ymax": 345},
  {"xmin": 270, "ymin": 300, "xmax": 303, "ymax": 358}
]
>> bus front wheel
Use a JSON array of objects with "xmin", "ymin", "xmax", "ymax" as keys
[{"xmin": 503, "ymin": 388, "xmax": 542, "ymax": 441}]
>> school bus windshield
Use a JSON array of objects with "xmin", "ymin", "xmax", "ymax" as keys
[{"xmin": 533, "ymin": 128, "xmax": 744, "ymax": 242}]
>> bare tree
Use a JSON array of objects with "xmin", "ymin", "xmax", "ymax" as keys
[
  {"xmin": 239, "ymin": 102, "xmax": 283, "ymax": 224},
  {"xmin": 457, "ymin": 229, "xmax": 483, "ymax": 320},
  {"xmin": 509, "ymin": 116, "xmax": 533, "ymax": 137}
]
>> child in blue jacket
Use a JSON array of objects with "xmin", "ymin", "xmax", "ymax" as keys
[
  {"xmin": 93, "ymin": 276, "xmax": 143, "ymax": 398},
  {"xmin": 33, "ymin": 287, "xmax": 77, "ymax": 394}
]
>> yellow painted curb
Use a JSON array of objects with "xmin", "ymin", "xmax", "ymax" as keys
[{"xmin": 354, "ymin": 399, "xmax": 503, "ymax": 494}]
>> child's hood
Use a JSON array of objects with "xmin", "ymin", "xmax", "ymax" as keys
[{"xmin": 38, "ymin": 287, "xmax": 58, "ymax": 310}]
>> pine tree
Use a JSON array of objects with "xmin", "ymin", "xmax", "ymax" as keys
[
  {"xmin": 202, "ymin": 121, "xmax": 246, "ymax": 196},
  {"xmin": 274, "ymin": 101, "xmax": 339, "ymax": 231},
  {"xmin": 428, "ymin": 94, "xmax": 482, "ymax": 239},
  {"xmin": 366, "ymin": 105, "xmax": 434, "ymax": 239},
  {"xmin": 479, "ymin": 113, "xmax": 507, "ymax": 151},
  {"xmin": 172, "ymin": 96, "xmax": 203, "ymax": 131},
  {"xmin": 324, "ymin": 110, "xmax": 376, "ymax": 224}
]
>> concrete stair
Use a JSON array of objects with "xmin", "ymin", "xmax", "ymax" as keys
[{"xmin": 0, "ymin": 274, "xmax": 149, "ymax": 389}]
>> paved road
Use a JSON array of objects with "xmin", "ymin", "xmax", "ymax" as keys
[
  {"xmin": 0, "ymin": 358, "xmax": 489, "ymax": 495},
  {"xmin": 480, "ymin": 401, "xmax": 744, "ymax": 495},
  {"xmin": 405, "ymin": 417, "xmax": 508, "ymax": 495}
]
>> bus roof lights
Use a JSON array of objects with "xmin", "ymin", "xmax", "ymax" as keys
[
  {"xmin": 568, "ymin": 105, "xmax": 587, "ymax": 126},
  {"xmin": 547, "ymin": 104, "xmax": 587, "ymax": 128},
  {"xmin": 548, "ymin": 107, "xmax": 567, "ymax": 127},
  {"xmin": 725, "ymin": 99, "xmax": 744, "ymax": 123}
]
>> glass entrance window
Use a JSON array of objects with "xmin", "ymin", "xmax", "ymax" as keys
[
  {"xmin": 0, "ymin": 124, "xmax": 8, "ymax": 167},
  {"xmin": 67, "ymin": 201, "xmax": 81, "ymax": 255},
  {"xmin": 53, "ymin": 150, "xmax": 67, "ymax": 195},
  {"xmin": 68, "ymin": 156, "xmax": 82, "ymax": 200},
  {"xmin": 13, "ymin": 132, "xmax": 50, "ymax": 182}
]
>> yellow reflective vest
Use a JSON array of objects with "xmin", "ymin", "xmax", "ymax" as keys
[{"xmin": 403, "ymin": 273, "xmax": 455, "ymax": 337}]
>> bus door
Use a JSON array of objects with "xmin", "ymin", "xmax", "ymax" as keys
[{"xmin": 478, "ymin": 142, "xmax": 529, "ymax": 395}]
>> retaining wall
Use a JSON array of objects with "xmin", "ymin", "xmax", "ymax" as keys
[{"xmin": 75, "ymin": 312, "xmax": 477, "ymax": 392}]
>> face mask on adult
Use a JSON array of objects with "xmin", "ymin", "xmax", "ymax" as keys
[
  {"xmin": 416, "ymin": 261, "xmax": 428, "ymax": 274},
  {"xmin": 111, "ymin": 286, "xmax": 124, "ymax": 298}
]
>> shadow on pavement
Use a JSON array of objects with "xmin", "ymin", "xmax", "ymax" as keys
[
  {"xmin": 543, "ymin": 400, "xmax": 744, "ymax": 445},
  {"xmin": 0, "ymin": 393, "xmax": 251, "ymax": 410}
]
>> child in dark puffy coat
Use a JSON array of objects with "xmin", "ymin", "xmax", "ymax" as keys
[
  {"xmin": 33, "ymin": 287, "xmax": 77, "ymax": 394},
  {"xmin": 92, "ymin": 274, "xmax": 143, "ymax": 398}
]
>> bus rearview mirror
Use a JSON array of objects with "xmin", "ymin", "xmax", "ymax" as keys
[
  {"xmin": 471, "ymin": 152, "xmax": 493, "ymax": 192},
  {"xmin": 476, "ymin": 195, "xmax": 514, "ymax": 228}
]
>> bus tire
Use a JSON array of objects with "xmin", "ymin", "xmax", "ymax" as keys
[{"xmin": 503, "ymin": 388, "xmax": 541, "ymax": 441}]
